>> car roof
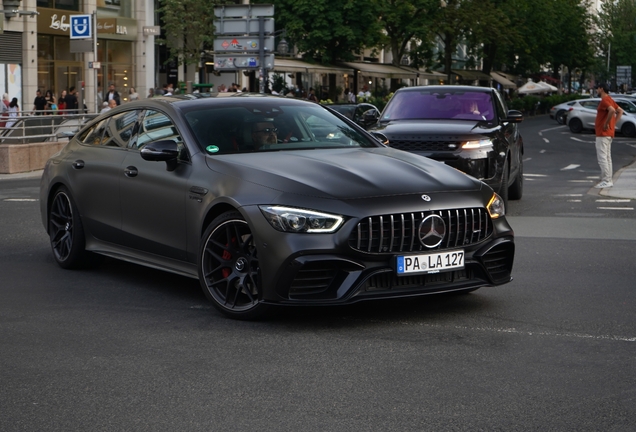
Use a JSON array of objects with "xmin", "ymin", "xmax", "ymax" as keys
[{"xmin": 395, "ymin": 85, "xmax": 494, "ymax": 93}]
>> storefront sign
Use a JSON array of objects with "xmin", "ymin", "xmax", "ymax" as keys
[{"xmin": 37, "ymin": 8, "xmax": 137, "ymax": 41}]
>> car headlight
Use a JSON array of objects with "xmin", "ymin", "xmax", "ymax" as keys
[
  {"xmin": 259, "ymin": 206, "xmax": 344, "ymax": 233},
  {"xmin": 487, "ymin": 193, "xmax": 505, "ymax": 219},
  {"xmin": 462, "ymin": 138, "xmax": 493, "ymax": 149}
]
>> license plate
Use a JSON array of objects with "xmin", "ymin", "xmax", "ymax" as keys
[{"xmin": 396, "ymin": 250, "xmax": 464, "ymax": 275}]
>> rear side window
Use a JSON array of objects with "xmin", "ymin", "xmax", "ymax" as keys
[
  {"xmin": 78, "ymin": 119, "xmax": 109, "ymax": 146},
  {"xmin": 581, "ymin": 101, "xmax": 600, "ymax": 109},
  {"xmin": 101, "ymin": 110, "xmax": 141, "ymax": 147}
]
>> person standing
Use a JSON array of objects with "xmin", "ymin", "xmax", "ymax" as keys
[
  {"xmin": 65, "ymin": 87, "xmax": 79, "ymax": 113},
  {"xmin": 128, "ymin": 87, "xmax": 139, "ymax": 101},
  {"xmin": 6, "ymin": 98, "xmax": 19, "ymax": 128},
  {"xmin": 58, "ymin": 90, "xmax": 67, "ymax": 114},
  {"xmin": 106, "ymin": 84, "xmax": 121, "ymax": 105},
  {"xmin": 594, "ymin": 83, "xmax": 623, "ymax": 189},
  {"xmin": 0, "ymin": 93, "xmax": 9, "ymax": 127},
  {"xmin": 32, "ymin": 89, "xmax": 47, "ymax": 115},
  {"xmin": 44, "ymin": 90, "xmax": 57, "ymax": 114}
]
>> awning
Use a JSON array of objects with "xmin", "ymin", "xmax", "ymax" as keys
[
  {"xmin": 417, "ymin": 70, "xmax": 446, "ymax": 80},
  {"xmin": 272, "ymin": 58, "xmax": 353, "ymax": 75},
  {"xmin": 339, "ymin": 62, "xmax": 418, "ymax": 79},
  {"xmin": 452, "ymin": 69, "xmax": 493, "ymax": 81},
  {"xmin": 490, "ymin": 72, "xmax": 517, "ymax": 88},
  {"xmin": 494, "ymin": 71, "xmax": 520, "ymax": 83}
]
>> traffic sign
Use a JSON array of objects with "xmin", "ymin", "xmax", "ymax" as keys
[
  {"xmin": 214, "ymin": 4, "xmax": 274, "ymax": 18},
  {"xmin": 215, "ymin": 54, "xmax": 275, "ymax": 70},
  {"xmin": 70, "ymin": 14, "xmax": 92, "ymax": 39},
  {"xmin": 214, "ymin": 36, "xmax": 274, "ymax": 53},
  {"xmin": 213, "ymin": 18, "xmax": 274, "ymax": 35}
]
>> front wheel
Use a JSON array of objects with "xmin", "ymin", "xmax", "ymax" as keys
[
  {"xmin": 508, "ymin": 157, "xmax": 523, "ymax": 201},
  {"xmin": 556, "ymin": 110, "xmax": 567, "ymax": 125},
  {"xmin": 198, "ymin": 211, "xmax": 270, "ymax": 320},
  {"xmin": 498, "ymin": 162, "xmax": 509, "ymax": 208},
  {"xmin": 48, "ymin": 186, "xmax": 91, "ymax": 269}
]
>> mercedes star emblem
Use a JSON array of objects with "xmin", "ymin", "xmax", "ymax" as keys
[{"xmin": 418, "ymin": 214, "xmax": 446, "ymax": 248}]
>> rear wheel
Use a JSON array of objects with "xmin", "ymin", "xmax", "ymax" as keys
[
  {"xmin": 556, "ymin": 109, "xmax": 567, "ymax": 125},
  {"xmin": 198, "ymin": 211, "xmax": 270, "ymax": 320},
  {"xmin": 48, "ymin": 186, "xmax": 91, "ymax": 269},
  {"xmin": 621, "ymin": 121, "xmax": 636, "ymax": 137},
  {"xmin": 569, "ymin": 117, "xmax": 583, "ymax": 133}
]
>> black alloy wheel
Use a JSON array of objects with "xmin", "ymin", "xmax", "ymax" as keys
[
  {"xmin": 498, "ymin": 161, "xmax": 509, "ymax": 208},
  {"xmin": 508, "ymin": 156, "xmax": 523, "ymax": 201},
  {"xmin": 48, "ymin": 187, "xmax": 89, "ymax": 269},
  {"xmin": 199, "ymin": 211, "xmax": 269, "ymax": 319},
  {"xmin": 569, "ymin": 118, "xmax": 583, "ymax": 133}
]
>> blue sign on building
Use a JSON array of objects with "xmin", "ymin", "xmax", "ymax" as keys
[{"xmin": 70, "ymin": 15, "xmax": 92, "ymax": 39}]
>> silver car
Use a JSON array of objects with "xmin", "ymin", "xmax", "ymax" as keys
[
  {"xmin": 549, "ymin": 100, "xmax": 581, "ymax": 124},
  {"xmin": 566, "ymin": 97, "xmax": 636, "ymax": 136}
]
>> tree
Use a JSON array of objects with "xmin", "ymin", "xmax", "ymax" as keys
[
  {"xmin": 254, "ymin": 0, "xmax": 384, "ymax": 64},
  {"xmin": 371, "ymin": 0, "xmax": 438, "ymax": 67},
  {"xmin": 597, "ymin": 0, "xmax": 636, "ymax": 88},
  {"xmin": 158, "ymin": 0, "xmax": 220, "ymax": 66}
]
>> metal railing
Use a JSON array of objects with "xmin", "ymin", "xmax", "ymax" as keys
[{"xmin": 0, "ymin": 110, "xmax": 98, "ymax": 144}]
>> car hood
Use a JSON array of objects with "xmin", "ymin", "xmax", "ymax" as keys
[
  {"xmin": 371, "ymin": 119, "xmax": 499, "ymax": 137},
  {"xmin": 205, "ymin": 147, "xmax": 481, "ymax": 200}
]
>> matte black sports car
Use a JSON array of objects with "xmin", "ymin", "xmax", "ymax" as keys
[
  {"xmin": 40, "ymin": 95, "xmax": 515, "ymax": 319},
  {"xmin": 370, "ymin": 85, "xmax": 524, "ymax": 204}
]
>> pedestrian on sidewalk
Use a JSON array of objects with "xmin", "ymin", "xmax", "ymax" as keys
[{"xmin": 594, "ymin": 83, "xmax": 623, "ymax": 189}]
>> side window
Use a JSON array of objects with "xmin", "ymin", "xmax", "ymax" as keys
[
  {"xmin": 581, "ymin": 101, "xmax": 600, "ymax": 109},
  {"xmin": 78, "ymin": 118, "xmax": 109, "ymax": 146},
  {"xmin": 101, "ymin": 110, "xmax": 141, "ymax": 147},
  {"xmin": 493, "ymin": 91, "xmax": 507, "ymax": 119},
  {"xmin": 133, "ymin": 110, "xmax": 189, "ymax": 161}
]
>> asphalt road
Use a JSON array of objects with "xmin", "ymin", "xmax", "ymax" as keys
[{"xmin": 1, "ymin": 115, "xmax": 635, "ymax": 431}]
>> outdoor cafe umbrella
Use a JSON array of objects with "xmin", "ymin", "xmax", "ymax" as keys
[{"xmin": 518, "ymin": 79, "xmax": 557, "ymax": 94}]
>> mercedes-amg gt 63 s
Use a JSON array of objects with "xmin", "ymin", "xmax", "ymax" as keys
[{"xmin": 40, "ymin": 95, "xmax": 515, "ymax": 319}]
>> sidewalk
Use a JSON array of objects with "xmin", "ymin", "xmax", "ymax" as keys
[{"xmin": 599, "ymin": 161, "xmax": 636, "ymax": 200}]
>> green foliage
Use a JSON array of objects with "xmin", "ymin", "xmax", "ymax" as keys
[
  {"xmin": 596, "ymin": 0, "xmax": 636, "ymax": 87},
  {"xmin": 158, "ymin": 0, "xmax": 219, "ymax": 66}
]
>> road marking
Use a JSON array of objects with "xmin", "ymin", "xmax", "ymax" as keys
[
  {"xmin": 567, "ymin": 200, "xmax": 582, "ymax": 202},
  {"xmin": 570, "ymin": 137, "xmax": 588, "ymax": 142},
  {"xmin": 540, "ymin": 125, "xmax": 567, "ymax": 133},
  {"xmin": 555, "ymin": 194, "xmax": 583, "ymax": 196},
  {"xmin": 543, "ymin": 138, "xmax": 550, "ymax": 143},
  {"xmin": 523, "ymin": 157, "xmax": 532, "ymax": 162},
  {"xmin": 524, "ymin": 173, "xmax": 547, "ymax": 177},
  {"xmin": 598, "ymin": 207, "xmax": 634, "ymax": 210},
  {"xmin": 597, "ymin": 199, "xmax": 631, "ymax": 203},
  {"xmin": 561, "ymin": 164, "xmax": 580, "ymax": 170},
  {"xmin": 540, "ymin": 149, "xmax": 546, "ymax": 153},
  {"xmin": 3, "ymin": 198, "xmax": 39, "ymax": 202},
  {"xmin": 568, "ymin": 180, "xmax": 594, "ymax": 183}
]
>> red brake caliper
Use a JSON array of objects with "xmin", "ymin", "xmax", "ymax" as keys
[{"xmin": 221, "ymin": 237, "xmax": 236, "ymax": 278}]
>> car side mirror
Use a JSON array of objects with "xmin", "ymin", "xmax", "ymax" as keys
[
  {"xmin": 141, "ymin": 139, "xmax": 180, "ymax": 171},
  {"xmin": 370, "ymin": 132, "xmax": 389, "ymax": 145},
  {"xmin": 506, "ymin": 110, "xmax": 524, "ymax": 123},
  {"xmin": 362, "ymin": 109, "xmax": 380, "ymax": 126}
]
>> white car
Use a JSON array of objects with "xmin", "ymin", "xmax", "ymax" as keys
[
  {"xmin": 566, "ymin": 97, "xmax": 636, "ymax": 136},
  {"xmin": 549, "ymin": 100, "xmax": 582, "ymax": 124}
]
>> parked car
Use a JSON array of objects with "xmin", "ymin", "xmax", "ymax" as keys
[
  {"xmin": 325, "ymin": 102, "xmax": 380, "ymax": 130},
  {"xmin": 549, "ymin": 100, "xmax": 581, "ymax": 124},
  {"xmin": 566, "ymin": 97, "xmax": 636, "ymax": 136},
  {"xmin": 40, "ymin": 95, "xmax": 515, "ymax": 319},
  {"xmin": 369, "ymin": 85, "xmax": 524, "ymax": 205}
]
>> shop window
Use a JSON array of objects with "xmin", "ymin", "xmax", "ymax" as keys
[{"xmin": 36, "ymin": 0, "xmax": 80, "ymax": 11}]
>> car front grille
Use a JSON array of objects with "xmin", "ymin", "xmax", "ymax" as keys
[
  {"xmin": 349, "ymin": 208, "xmax": 492, "ymax": 254},
  {"xmin": 389, "ymin": 140, "xmax": 459, "ymax": 152}
]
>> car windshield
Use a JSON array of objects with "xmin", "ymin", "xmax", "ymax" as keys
[
  {"xmin": 184, "ymin": 102, "xmax": 379, "ymax": 155},
  {"xmin": 381, "ymin": 89, "xmax": 496, "ymax": 122}
]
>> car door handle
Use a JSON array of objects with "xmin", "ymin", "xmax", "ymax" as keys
[
  {"xmin": 124, "ymin": 166, "xmax": 138, "ymax": 177},
  {"xmin": 72, "ymin": 160, "xmax": 85, "ymax": 169}
]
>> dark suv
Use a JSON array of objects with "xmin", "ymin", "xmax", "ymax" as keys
[{"xmin": 369, "ymin": 85, "xmax": 524, "ymax": 203}]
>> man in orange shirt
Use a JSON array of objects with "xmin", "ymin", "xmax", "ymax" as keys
[{"xmin": 594, "ymin": 83, "xmax": 623, "ymax": 189}]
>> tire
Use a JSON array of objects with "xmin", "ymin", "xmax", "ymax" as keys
[
  {"xmin": 621, "ymin": 121, "xmax": 636, "ymax": 137},
  {"xmin": 497, "ymin": 161, "xmax": 509, "ymax": 208},
  {"xmin": 569, "ymin": 117, "xmax": 583, "ymax": 133},
  {"xmin": 198, "ymin": 211, "xmax": 270, "ymax": 320},
  {"xmin": 508, "ymin": 156, "xmax": 523, "ymax": 201},
  {"xmin": 556, "ymin": 110, "xmax": 566, "ymax": 125},
  {"xmin": 48, "ymin": 186, "xmax": 91, "ymax": 269}
]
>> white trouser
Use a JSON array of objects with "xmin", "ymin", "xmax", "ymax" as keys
[{"xmin": 595, "ymin": 136, "xmax": 613, "ymax": 183}]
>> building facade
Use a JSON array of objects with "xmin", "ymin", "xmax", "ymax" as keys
[{"xmin": 0, "ymin": 0, "xmax": 156, "ymax": 113}]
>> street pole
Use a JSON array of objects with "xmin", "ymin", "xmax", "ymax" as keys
[
  {"xmin": 93, "ymin": 10, "xmax": 98, "ymax": 113},
  {"xmin": 259, "ymin": 16, "xmax": 265, "ymax": 94}
]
